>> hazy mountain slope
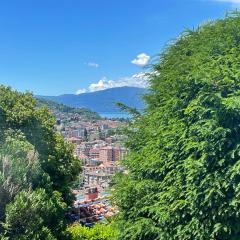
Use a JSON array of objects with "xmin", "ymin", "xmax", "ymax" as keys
[{"xmin": 37, "ymin": 87, "xmax": 147, "ymax": 113}]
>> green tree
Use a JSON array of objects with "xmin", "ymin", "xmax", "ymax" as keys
[
  {"xmin": 0, "ymin": 86, "xmax": 81, "ymax": 204},
  {"xmin": 0, "ymin": 86, "xmax": 81, "ymax": 238},
  {"xmin": 67, "ymin": 222, "xmax": 119, "ymax": 240},
  {"xmin": 3, "ymin": 189, "xmax": 66, "ymax": 240},
  {"xmin": 114, "ymin": 12, "xmax": 240, "ymax": 240},
  {"xmin": 0, "ymin": 131, "xmax": 43, "ymax": 229}
]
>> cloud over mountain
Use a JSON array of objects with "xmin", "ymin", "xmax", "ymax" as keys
[{"xmin": 76, "ymin": 72, "xmax": 149, "ymax": 95}]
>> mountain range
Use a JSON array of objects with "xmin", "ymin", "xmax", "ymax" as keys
[{"xmin": 37, "ymin": 87, "xmax": 147, "ymax": 114}]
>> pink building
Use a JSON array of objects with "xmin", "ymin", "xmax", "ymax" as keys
[
  {"xmin": 77, "ymin": 144, "xmax": 128, "ymax": 163},
  {"xmin": 99, "ymin": 146, "xmax": 127, "ymax": 162},
  {"xmin": 99, "ymin": 146, "xmax": 113, "ymax": 162},
  {"xmin": 89, "ymin": 148, "xmax": 100, "ymax": 159}
]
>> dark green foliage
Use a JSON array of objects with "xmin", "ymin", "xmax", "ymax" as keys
[
  {"xmin": 0, "ymin": 86, "xmax": 81, "ymax": 239},
  {"xmin": 3, "ymin": 189, "xmax": 66, "ymax": 240},
  {"xmin": 0, "ymin": 86, "xmax": 81, "ymax": 204},
  {"xmin": 114, "ymin": 12, "xmax": 240, "ymax": 240},
  {"xmin": 0, "ymin": 133, "xmax": 42, "ymax": 222}
]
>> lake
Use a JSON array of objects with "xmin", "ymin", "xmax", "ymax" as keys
[{"xmin": 99, "ymin": 112, "xmax": 131, "ymax": 119}]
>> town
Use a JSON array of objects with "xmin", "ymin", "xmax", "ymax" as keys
[
  {"xmin": 52, "ymin": 107, "xmax": 129, "ymax": 225},
  {"xmin": 63, "ymin": 118, "xmax": 128, "ymax": 193}
]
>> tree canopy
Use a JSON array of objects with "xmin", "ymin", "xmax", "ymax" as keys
[
  {"xmin": 114, "ymin": 12, "xmax": 240, "ymax": 240},
  {"xmin": 0, "ymin": 86, "xmax": 81, "ymax": 239}
]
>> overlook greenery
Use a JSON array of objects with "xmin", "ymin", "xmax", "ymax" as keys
[
  {"xmin": 0, "ymin": 86, "xmax": 81, "ymax": 239},
  {"xmin": 2, "ymin": 11, "xmax": 240, "ymax": 240},
  {"xmin": 114, "ymin": 12, "xmax": 240, "ymax": 240}
]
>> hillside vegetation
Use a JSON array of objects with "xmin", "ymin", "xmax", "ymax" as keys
[
  {"xmin": 114, "ymin": 12, "xmax": 240, "ymax": 240},
  {"xmin": 37, "ymin": 98, "xmax": 101, "ymax": 120}
]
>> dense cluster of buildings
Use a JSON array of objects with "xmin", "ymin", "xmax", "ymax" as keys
[
  {"xmin": 57, "ymin": 117, "xmax": 128, "ymax": 194},
  {"xmin": 53, "ymin": 110, "xmax": 128, "ymax": 225}
]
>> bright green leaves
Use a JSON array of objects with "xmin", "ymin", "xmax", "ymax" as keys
[
  {"xmin": 114, "ymin": 12, "xmax": 240, "ymax": 240},
  {"xmin": 67, "ymin": 222, "xmax": 119, "ymax": 240}
]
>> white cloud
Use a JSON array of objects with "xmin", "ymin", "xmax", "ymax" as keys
[
  {"xmin": 88, "ymin": 78, "xmax": 112, "ymax": 92},
  {"xmin": 85, "ymin": 62, "xmax": 100, "ymax": 68},
  {"xmin": 76, "ymin": 88, "xmax": 87, "ymax": 94},
  {"xmin": 131, "ymin": 53, "xmax": 150, "ymax": 67},
  {"xmin": 76, "ymin": 72, "xmax": 149, "ymax": 95}
]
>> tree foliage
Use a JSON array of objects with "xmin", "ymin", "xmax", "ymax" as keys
[
  {"xmin": 3, "ymin": 189, "xmax": 66, "ymax": 240},
  {"xmin": 0, "ymin": 86, "xmax": 81, "ymax": 239},
  {"xmin": 67, "ymin": 222, "xmax": 119, "ymax": 240},
  {"xmin": 0, "ymin": 86, "xmax": 81, "ymax": 203},
  {"xmin": 0, "ymin": 133, "xmax": 42, "ymax": 222},
  {"xmin": 114, "ymin": 12, "xmax": 240, "ymax": 240}
]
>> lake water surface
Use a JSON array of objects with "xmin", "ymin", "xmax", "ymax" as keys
[{"xmin": 99, "ymin": 112, "xmax": 131, "ymax": 119}]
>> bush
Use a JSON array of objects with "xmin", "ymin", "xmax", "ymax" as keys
[{"xmin": 67, "ymin": 222, "xmax": 119, "ymax": 240}]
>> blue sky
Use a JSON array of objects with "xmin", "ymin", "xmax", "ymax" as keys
[{"xmin": 0, "ymin": 0, "xmax": 238, "ymax": 95}]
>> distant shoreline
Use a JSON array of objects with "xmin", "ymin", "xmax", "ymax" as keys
[{"xmin": 99, "ymin": 112, "xmax": 131, "ymax": 119}]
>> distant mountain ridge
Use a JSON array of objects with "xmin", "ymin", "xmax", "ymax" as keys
[{"xmin": 37, "ymin": 87, "xmax": 147, "ymax": 113}]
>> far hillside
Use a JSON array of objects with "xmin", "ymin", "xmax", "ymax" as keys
[
  {"xmin": 37, "ymin": 98, "xmax": 101, "ymax": 120},
  {"xmin": 37, "ymin": 86, "xmax": 147, "ymax": 114}
]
